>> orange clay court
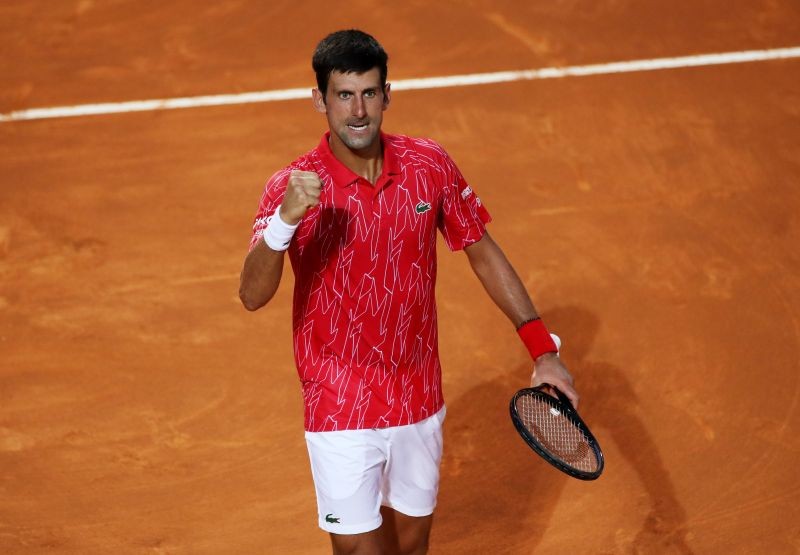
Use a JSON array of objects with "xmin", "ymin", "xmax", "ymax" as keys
[{"xmin": 1, "ymin": 2, "xmax": 800, "ymax": 554}]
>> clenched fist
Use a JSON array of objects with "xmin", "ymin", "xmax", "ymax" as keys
[{"xmin": 280, "ymin": 170, "xmax": 322, "ymax": 225}]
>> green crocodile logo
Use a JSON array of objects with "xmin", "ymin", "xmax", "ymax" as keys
[
  {"xmin": 415, "ymin": 201, "xmax": 431, "ymax": 214},
  {"xmin": 325, "ymin": 513, "xmax": 340, "ymax": 524}
]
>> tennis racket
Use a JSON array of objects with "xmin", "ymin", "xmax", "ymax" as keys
[{"xmin": 510, "ymin": 335, "xmax": 604, "ymax": 480}]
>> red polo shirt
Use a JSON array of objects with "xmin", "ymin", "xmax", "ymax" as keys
[{"xmin": 249, "ymin": 132, "xmax": 491, "ymax": 431}]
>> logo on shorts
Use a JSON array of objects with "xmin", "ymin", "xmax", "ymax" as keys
[
  {"xmin": 415, "ymin": 201, "xmax": 431, "ymax": 214},
  {"xmin": 325, "ymin": 513, "xmax": 340, "ymax": 524}
]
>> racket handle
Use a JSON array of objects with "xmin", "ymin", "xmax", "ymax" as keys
[{"xmin": 550, "ymin": 333, "xmax": 561, "ymax": 355}]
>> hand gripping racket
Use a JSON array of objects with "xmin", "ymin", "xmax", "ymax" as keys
[{"xmin": 510, "ymin": 334, "xmax": 605, "ymax": 480}]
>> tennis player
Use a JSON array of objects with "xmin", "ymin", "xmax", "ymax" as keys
[{"xmin": 239, "ymin": 29, "xmax": 578, "ymax": 555}]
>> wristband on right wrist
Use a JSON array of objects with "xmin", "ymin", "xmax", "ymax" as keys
[
  {"xmin": 517, "ymin": 318, "xmax": 558, "ymax": 361},
  {"xmin": 262, "ymin": 205, "xmax": 299, "ymax": 251}
]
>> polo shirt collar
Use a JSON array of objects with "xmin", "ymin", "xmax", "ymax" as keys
[{"xmin": 317, "ymin": 131, "xmax": 401, "ymax": 188}]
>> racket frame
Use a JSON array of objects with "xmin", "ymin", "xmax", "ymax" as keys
[{"xmin": 510, "ymin": 384, "xmax": 605, "ymax": 480}]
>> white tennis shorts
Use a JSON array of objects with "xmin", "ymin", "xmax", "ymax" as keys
[{"xmin": 304, "ymin": 406, "xmax": 446, "ymax": 534}]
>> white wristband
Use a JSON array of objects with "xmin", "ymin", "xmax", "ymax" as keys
[{"xmin": 262, "ymin": 205, "xmax": 299, "ymax": 251}]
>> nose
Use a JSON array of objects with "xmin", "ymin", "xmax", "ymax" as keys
[{"xmin": 352, "ymin": 94, "xmax": 366, "ymax": 118}]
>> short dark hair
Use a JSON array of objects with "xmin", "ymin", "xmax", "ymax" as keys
[{"xmin": 312, "ymin": 29, "xmax": 388, "ymax": 96}]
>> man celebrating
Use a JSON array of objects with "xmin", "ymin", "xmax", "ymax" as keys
[{"xmin": 239, "ymin": 29, "xmax": 578, "ymax": 555}]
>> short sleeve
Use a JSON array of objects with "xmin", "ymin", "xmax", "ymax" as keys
[
  {"xmin": 436, "ymin": 149, "xmax": 492, "ymax": 251},
  {"xmin": 247, "ymin": 168, "xmax": 292, "ymax": 251}
]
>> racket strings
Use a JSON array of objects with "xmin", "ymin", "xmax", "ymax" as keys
[{"xmin": 516, "ymin": 395, "xmax": 599, "ymax": 473}]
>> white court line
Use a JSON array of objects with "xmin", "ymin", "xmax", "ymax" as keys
[{"xmin": 2, "ymin": 46, "xmax": 799, "ymax": 123}]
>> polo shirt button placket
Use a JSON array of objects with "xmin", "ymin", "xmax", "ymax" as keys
[{"xmin": 371, "ymin": 176, "xmax": 391, "ymax": 216}]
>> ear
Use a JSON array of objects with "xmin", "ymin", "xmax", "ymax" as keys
[
  {"xmin": 312, "ymin": 88, "xmax": 327, "ymax": 114},
  {"xmin": 382, "ymin": 83, "xmax": 391, "ymax": 111}
]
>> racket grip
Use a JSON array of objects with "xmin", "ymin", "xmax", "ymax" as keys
[{"xmin": 550, "ymin": 333, "xmax": 561, "ymax": 355}]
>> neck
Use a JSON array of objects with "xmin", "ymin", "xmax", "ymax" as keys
[{"xmin": 328, "ymin": 133, "xmax": 383, "ymax": 185}]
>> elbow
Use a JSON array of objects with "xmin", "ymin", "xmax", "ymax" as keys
[
  {"xmin": 239, "ymin": 287, "xmax": 271, "ymax": 312},
  {"xmin": 240, "ymin": 296, "xmax": 264, "ymax": 312}
]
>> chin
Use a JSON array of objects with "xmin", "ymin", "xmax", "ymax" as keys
[{"xmin": 341, "ymin": 131, "xmax": 378, "ymax": 151}]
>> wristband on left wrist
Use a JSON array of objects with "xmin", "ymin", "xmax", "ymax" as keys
[{"xmin": 517, "ymin": 318, "xmax": 558, "ymax": 361}]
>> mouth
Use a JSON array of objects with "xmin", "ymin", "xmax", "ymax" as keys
[{"xmin": 347, "ymin": 122, "xmax": 369, "ymax": 132}]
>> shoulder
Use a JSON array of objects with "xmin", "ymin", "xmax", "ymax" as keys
[
  {"xmin": 384, "ymin": 133, "xmax": 453, "ymax": 165},
  {"xmin": 384, "ymin": 133, "xmax": 448, "ymax": 156}
]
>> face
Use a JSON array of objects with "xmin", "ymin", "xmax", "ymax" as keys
[{"xmin": 313, "ymin": 67, "xmax": 391, "ymax": 153}]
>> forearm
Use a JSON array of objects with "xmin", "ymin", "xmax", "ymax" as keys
[
  {"xmin": 464, "ymin": 232, "xmax": 538, "ymax": 328},
  {"xmin": 465, "ymin": 232, "xmax": 576, "ymax": 402},
  {"xmin": 238, "ymin": 239, "xmax": 286, "ymax": 311}
]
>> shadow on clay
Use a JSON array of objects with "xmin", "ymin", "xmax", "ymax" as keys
[
  {"xmin": 547, "ymin": 306, "xmax": 695, "ymax": 555},
  {"xmin": 435, "ymin": 363, "xmax": 569, "ymax": 553},
  {"xmin": 436, "ymin": 305, "xmax": 695, "ymax": 554}
]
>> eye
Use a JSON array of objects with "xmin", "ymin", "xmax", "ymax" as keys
[
  {"xmin": 338, "ymin": 91, "xmax": 352, "ymax": 100},
  {"xmin": 364, "ymin": 90, "xmax": 377, "ymax": 98}
]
